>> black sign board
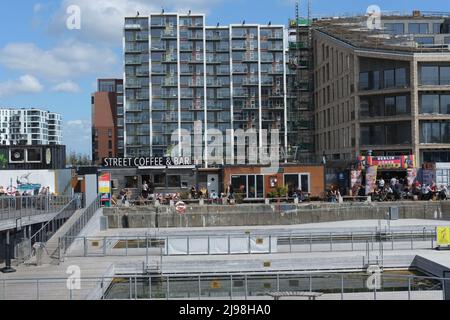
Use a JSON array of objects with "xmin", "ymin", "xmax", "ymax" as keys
[{"xmin": 102, "ymin": 157, "xmax": 192, "ymax": 168}]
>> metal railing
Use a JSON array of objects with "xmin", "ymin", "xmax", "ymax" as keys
[
  {"xmin": 59, "ymin": 228, "xmax": 438, "ymax": 259},
  {"xmin": 28, "ymin": 199, "xmax": 79, "ymax": 255},
  {"xmin": 59, "ymin": 197, "xmax": 101, "ymax": 252},
  {"xmin": 0, "ymin": 195, "xmax": 72, "ymax": 223},
  {"xmin": 1, "ymin": 272, "xmax": 448, "ymax": 300}
]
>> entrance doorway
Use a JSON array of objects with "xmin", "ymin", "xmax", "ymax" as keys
[{"xmin": 207, "ymin": 174, "xmax": 219, "ymax": 196}]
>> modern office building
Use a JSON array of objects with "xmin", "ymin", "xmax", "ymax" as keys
[
  {"xmin": 0, "ymin": 108, "xmax": 62, "ymax": 146},
  {"xmin": 312, "ymin": 12, "xmax": 450, "ymax": 165},
  {"xmin": 91, "ymin": 79, "xmax": 124, "ymax": 164},
  {"xmin": 123, "ymin": 13, "xmax": 302, "ymax": 165}
]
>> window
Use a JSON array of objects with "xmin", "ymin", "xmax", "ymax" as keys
[
  {"xmin": 420, "ymin": 66, "xmax": 439, "ymax": 85},
  {"xmin": 168, "ymin": 175, "xmax": 180, "ymax": 188},
  {"xmin": 153, "ymin": 173, "xmax": 165, "ymax": 187},
  {"xmin": 420, "ymin": 122, "xmax": 448, "ymax": 144},
  {"xmin": 26, "ymin": 148, "xmax": 42, "ymax": 163},
  {"xmin": 108, "ymin": 129, "xmax": 112, "ymax": 138},
  {"xmin": 124, "ymin": 176, "xmax": 138, "ymax": 189},
  {"xmin": 433, "ymin": 23, "xmax": 442, "ymax": 34},
  {"xmin": 384, "ymin": 23, "xmax": 404, "ymax": 34},
  {"xmin": 420, "ymin": 94, "xmax": 440, "ymax": 114},
  {"xmin": 108, "ymin": 140, "xmax": 112, "ymax": 149},
  {"xmin": 231, "ymin": 175, "xmax": 264, "ymax": 198},
  {"xmin": 409, "ymin": 23, "xmax": 429, "ymax": 34},
  {"xmin": 284, "ymin": 174, "xmax": 310, "ymax": 194},
  {"xmin": 445, "ymin": 37, "xmax": 450, "ymax": 44},
  {"xmin": 384, "ymin": 69, "xmax": 395, "ymax": 88},
  {"xmin": 395, "ymin": 68, "xmax": 407, "ymax": 87},
  {"xmin": 441, "ymin": 67, "xmax": 450, "ymax": 85},
  {"xmin": 415, "ymin": 37, "xmax": 434, "ymax": 45}
]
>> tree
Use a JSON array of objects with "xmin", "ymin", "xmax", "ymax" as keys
[{"xmin": 67, "ymin": 151, "xmax": 92, "ymax": 167}]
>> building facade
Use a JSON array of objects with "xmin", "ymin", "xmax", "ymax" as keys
[
  {"xmin": 124, "ymin": 13, "xmax": 302, "ymax": 165},
  {"xmin": 0, "ymin": 108, "xmax": 62, "ymax": 146},
  {"xmin": 312, "ymin": 14, "xmax": 450, "ymax": 165},
  {"xmin": 92, "ymin": 79, "xmax": 124, "ymax": 164}
]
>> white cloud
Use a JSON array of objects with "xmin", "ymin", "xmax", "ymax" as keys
[
  {"xmin": 52, "ymin": 80, "xmax": 82, "ymax": 93},
  {"xmin": 64, "ymin": 119, "xmax": 92, "ymax": 155},
  {"xmin": 0, "ymin": 75, "xmax": 44, "ymax": 97},
  {"xmin": 0, "ymin": 40, "xmax": 118, "ymax": 80},
  {"xmin": 49, "ymin": 0, "xmax": 223, "ymax": 43}
]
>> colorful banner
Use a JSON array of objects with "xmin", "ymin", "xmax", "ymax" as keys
[
  {"xmin": 357, "ymin": 155, "xmax": 416, "ymax": 170},
  {"xmin": 407, "ymin": 168, "xmax": 417, "ymax": 187},
  {"xmin": 98, "ymin": 172, "xmax": 111, "ymax": 207},
  {"xmin": 350, "ymin": 170, "xmax": 362, "ymax": 187},
  {"xmin": 365, "ymin": 165, "xmax": 378, "ymax": 195}
]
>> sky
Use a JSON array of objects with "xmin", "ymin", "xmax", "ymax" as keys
[{"xmin": 0, "ymin": 0, "xmax": 449, "ymax": 156}]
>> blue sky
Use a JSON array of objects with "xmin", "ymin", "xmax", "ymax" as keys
[{"xmin": 0, "ymin": 0, "xmax": 449, "ymax": 155}]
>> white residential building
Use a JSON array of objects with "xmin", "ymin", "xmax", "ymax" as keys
[{"xmin": 0, "ymin": 108, "xmax": 62, "ymax": 146}]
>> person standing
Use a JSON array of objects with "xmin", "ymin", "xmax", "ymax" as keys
[{"xmin": 142, "ymin": 181, "xmax": 149, "ymax": 199}]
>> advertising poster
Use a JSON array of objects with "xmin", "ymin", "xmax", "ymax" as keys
[
  {"xmin": 357, "ymin": 155, "xmax": 416, "ymax": 170},
  {"xmin": 98, "ymin": 172, "xmax": 111, "ymax": 207},
  {"xmin": 350, "ymin": 170, "xmax": 362, "ymax": 195},
  {"xmin": 365, "ymin": 165, "xmax": 378, "ymax": 195},
  {"xmin": 407, "ymin": 168, "xmax": 417, "ymax": 187}
]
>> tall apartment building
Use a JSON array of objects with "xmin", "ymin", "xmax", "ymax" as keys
[
  {"xmin": 91, "ymin": 79, "xmax": 124, "ymax": 163},
  {"xmin": 124, "ymin": 13, "xmax": 299, "ymax": 165},
  {"xmin": 287, "ymin": 17, "xmax": 315, "ymax": 161},
  {"xmin": 312, "ymin": 13, "xmax": 450, "ymax": 165},
  {"xmin": 0, "ymin": 108, "xmax": 62, "ymax": 146}
]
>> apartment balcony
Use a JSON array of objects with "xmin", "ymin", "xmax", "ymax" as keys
[
  {"xmin": 206, "ymin": 80, "xmax": 223, "ymax": 87},
  {"xmin": 268, "ymin": 67, "xmax": 283, "ymax": 74},
  {"xmin": 180, "ymin": 45, "xmax": 193, "ymax": 52},
  {"xmin": 268, "ymin": 33, "xmax": 284, "ymax": 40},
  {"xmin": 232, "ymin": 67, "xmax": 247, "ymax": 74},
  {"xmin": 162, "ymin": 55, "xmax": 177, "ymax": 63},
  {"xmin": 242, "ymin": 55, "xmax": 258, "ymax": 63},
  {"xmin": 125, "ymin": 59, "xmax": 142, "ymax": 65},
  {"xmin": 242, "ymin": 78, "xmax": 259, "ymax": 86},
  {"xmin": 216, "ymin": 45, "xmax": 230, "ymax": 52},
  {"xmin": 126, "ymin": 80, "xmax": 142, "ymax": 88},
  {"xmin": 189, "ymin": 80, "xmax": 204, "ymax": 87},
  {"xmin": 188, "ymin": 33, "xmax": 204, "ymax": 40},
  {"xmin": 261, "ymin": 78, "xmax": 274, "ymax": 86},
  {"xmin": 268, "ymin": 45, "xmax": 284, "ymax": 51},
  {"xmin": 124, "ymin": 24, "xmax": 142, "ymax": 30},
  {"xmin": 136, "ymin": 69, "xmax": 150, "ymax": 77},
  {"xmin": 161, "ymin": 31, "xmax": 176, "ymax": 39},
  {"xmin": 188, "ymin": 57, "xmax": 204, "ymax": 64},
  {"xmin": 136, "ymin": 94, "xmax": 150, "ymax": 100},
  {"xmin": 135, "ymin": 34, "xmax": 149, "ymax": 41},
  {"xmin": 162, "ymin": 79, "xmax": 177, "ymax": 87},
  {"xmin": 151, "ymin": 45, "xmax": 166, "ymax": 51},
  {"xmin": 233, "ymin": 90, "xmax": 249, "ymax": 98},
  {"xmin": 206, "ymin": 56, "xmax": 221, "ymax": 64},
  {"xmin": 125, "ymin": 45, "xmax": 144, "ymax": 53}
]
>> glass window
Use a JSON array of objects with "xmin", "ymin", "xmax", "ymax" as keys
[
  {"xmin": 420, "ymin": 94, "xmax": 440, "ymax": 114},
  {"xmin": 125, "ymin": 176, "xmax": 138, "ymax": 189},
  {"xmin": 384, "ymin": 23, "xmax": 404, "ymax": 34},
  {"xmin": 359, "ymin": 72, "xmax": 369, "ymax": 90},
  {"xmin": 445, "ymin": 37, "xmax": 450, "ymax": 44},
  {"xmin": 231, "ymin": 175, "xmax": 247, "ymax": 195},
  {"xmin": 385, "ymin": 97, "xmax": 396, "ymax": 116},
  {"xmin": 415, "ymin": 37, "xmax": 434, "ymax": 45},
  {"xmin": 168, "ymin": 175, "xmax": 180, "ymax": 188},
  {"xmin": 444, "ymin": 122, "xmax": 450, "ymax": 143},
  {"xmin": 440, "ymin": 66, "xmax": 450, "ymax": 85},
  {"xmin": 420, "ymin": 66, "xmax": 439, "ymax": 85},
  {"xmin": 300, "ymin": 174, "xmax": 309, "ymax": 193},
  {"xmin": 285, "ymin": 174, "xmax": 299, "ymax": 195},
  {"xmin": 433, "ymin": 23, "xmax": 442, "ymax": 34},
  {"xmin": 409, "ymin": 23, "xmax": 429, "ymax": 34},
  {"xmin": 441, "ymin": 95, "xmax": 450, "ymax": 114},
  {"xmin": 384, "ymin": 69, "xmax": 395, "ymax": 88},
  {"xmin": 395, "ymin": 68, "xmax": 407, "ymax": 87},
  {"xmin": 396, "ymin": 96, "xmax": 407, "ymax": 114},
  {"xmin": 27, "ymin": 148, "xmax": 42, "ymax": 162}
]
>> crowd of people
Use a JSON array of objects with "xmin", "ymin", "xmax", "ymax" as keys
[
  {"xmin": 349, "ymin": 176, "xmax": 450, "ymax": 202},
  {"xmin": 113, "ymin": 182, "xmax": 239, "ymax": 206}
]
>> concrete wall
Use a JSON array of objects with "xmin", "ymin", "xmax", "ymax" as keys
[{"xmin": 104, "ymin": 201, "xmax": 449, "ymax": 229}]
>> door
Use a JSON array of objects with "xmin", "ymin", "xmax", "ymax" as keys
[{"xmin": 207, "ymin": 174, "xmax": 219, "ymax": 196}]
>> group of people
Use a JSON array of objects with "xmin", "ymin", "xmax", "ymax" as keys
[{"xmin": 351, "ymin": 176, "xmax": 450, "ymax": 202}]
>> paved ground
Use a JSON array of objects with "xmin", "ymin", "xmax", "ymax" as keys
[{"xmin": 1, "ymin": 219, "xmax": 449, "ymax": 300}]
